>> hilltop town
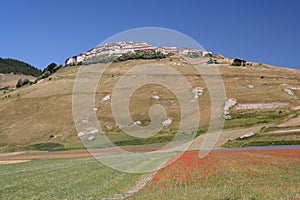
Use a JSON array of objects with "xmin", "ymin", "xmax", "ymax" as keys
[{"xmin": 65, "ymin": 41, "xmax": 212, "ymax": 66}]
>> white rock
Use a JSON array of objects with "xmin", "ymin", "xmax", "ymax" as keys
[
  {"xmin": 105, "ymin": 125, "xmax": 112, "ymax": 129},
  {"xmin": 87, "ymin": 136, "xmax": 95, "ymax": 141},
  {"xmin": 86, "ymin": 129, "xmax": 98, "ymax": 134},
  {"xmin": 224, "ymin": 99, "xmax": 237, "ymax": 111},
  {"xmin": 284, "ymin": 89, "xmax": 294, "ymax": 96},
  {"xmin": 162, "ymin": 119, "xmax": 172, "ymax": 126},
  {"xmin": 223, "ymin": 115, "xmax": 232, "ymax": 120},
  {"xmin": 82, "ymin": 119, "xmax": 89, "ymax": 123},
  {"xmin": 237, "ymin": 102, "xmax": 289, "ymax": 110},
  {"xmin": 93, "ymin": 108, "xmax": 98, "ymax": 111},
  {"xmin": 151, "ymin": 95, "xmax": 160, "ymax": 100},
  {"xmin": 192, "ymin": 88, "xmax": 204, "ymax": 94},
  {"xmin": 170, "ymin": 100, "xmax": 176, "ymax": 106},
  {"xmin": 77, "ymin": 129, "xmax": 98, "ymax": 137},
  {"xmin": 248, "ymin": 85, "xmax": 254, "ymax": 89},
  {"xmin": 240, "ymin": 133, "xmax": 255, "ymax": 139},
  {"xmin": 133, "ymin": 121, "xmax": 142, "ymax": 126},
  {"xmin": 102, "ymin": 95, "xmax": 110, "ymax": 102},
  {"xmin": 77, "ymin": 132, "xmax": 86, "ymax": 137},
  {"xmin": 192, "ymin": 87, "xmax": 204, "ymax": 99}
]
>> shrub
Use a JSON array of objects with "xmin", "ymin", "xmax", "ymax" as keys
[
  {"xmin": 26, "ymin": 142, "xmax": 65, "ymax": 151},
  {"xmin": 232, "ymin": 58, "xmax": 246, "ymax": 66},
  {"xmin": 115, "ymin": 50, "xmax": 166, "ymax": 62},
  {"xmin": 43, "ymin": 63, "xmax": 57, "ymax": 74},
  {"xmin": 16, "ymin": 78, "xmax": 31, "ymax": 88}
]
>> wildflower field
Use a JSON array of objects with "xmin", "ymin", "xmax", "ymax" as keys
[{"xmin": 134, "ymin": 149, "xmax": 300, "ymax": 200}]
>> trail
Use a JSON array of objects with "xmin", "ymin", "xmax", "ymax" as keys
[
  {"xmin": 0, "ymin": 74, "xmax": 4, "ymax": 81},
  {"xmin": 102, "ymin": 172, "xmax": 157, "ymax": 200},
  {"xmin": 0, "ymin": 160, "xmax": 30, "ymax": 165},
  {"xmin": 270, "ymin": 128, "xmax": 300, "ymax": 134}
]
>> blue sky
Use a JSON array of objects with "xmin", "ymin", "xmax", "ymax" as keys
[{"xmin": 0, "ymin": 0, "xmax": 299, "ymax": 69}]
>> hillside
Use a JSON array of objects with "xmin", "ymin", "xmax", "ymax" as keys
[
  {"xmin": 0, "ymin": 55, "xmax": 299, "ymax": 152},
  {"xmin": 0, "ymin": 73, "xmax": 35, "ymax": 90},
  {"xmin": 0, "ymin": 57, "xmax": 42, "ymax": 77}
]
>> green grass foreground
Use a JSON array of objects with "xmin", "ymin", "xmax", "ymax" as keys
[{"xmin": 0, "ymin": 158, "xmax": 142, "ymax": 199}]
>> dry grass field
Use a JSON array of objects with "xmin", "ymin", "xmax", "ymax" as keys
[{"xmin": 0, "ymin": 56, "xmax": 300, "ymax": 151}]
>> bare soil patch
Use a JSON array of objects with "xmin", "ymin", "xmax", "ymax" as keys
[
  {"xmin": 0, "ymin": 160, "xmax": 30, "ymax": 165},
  {"xmin": 279, "ymin": 116, "xmax": 300, "ymax": 127}
]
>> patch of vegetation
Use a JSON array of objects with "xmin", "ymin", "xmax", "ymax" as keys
[
  {"xmin": 34, "ymin": 63, "xmax": 62, "ymax": 82},
  {"xmin": 102, "ymin": 127, "xmax": 207, "ymax": 147},
  {"xmin": 224, "ymin": 110, "xmax": 289, "ymax": 129},
  {"xmin": 196, "ymin": 126, "xmax": 208, "ymax": 137},
  {"xmin": 16, "ymin": 78, "xmax": 32, "ymax": 88},
  {"xmin": 223, "ymin": 140, "xmax": 300, "ymax": 148},
  {"xmin": 112, "ymin": 135, "xmax": 175, "ymax": 146},
  {"xmin": 0, "ymin": 86, "xmax": 9, "ymax": 91},
  {"xmin": 0, "ymin": 57, "xmax": 42, "ymax": 76},
  {"xmin": 26, "ymin": 142, "xmax": 65, "ymax": 151},
  {"xmin": 185, "ymin": 52, "xmax": 202, "ymax": 58},
  {"xmin": 42, "ymin": 63, "xmax": 60, "ymax": 74},
  {"xmin": 223, "ymin": 131, "xmax": 300, "ymax": 148},
  {"xmin": 207, "ymin": 58, "xmax": 217, "ymax": 64},
  {"xmin": 82, "ymin": 50, "xmax": 167, "ymax": 65},
  {"xmin": 83, "ymin": 54, "xmax": 118, "ymax": 65},
  {"xmin": 232, "ymin": 58, "xmax": 246, "ymax": 66},
  {"xmin": 116, "ymin": 50, "xmax": 166, "ymax": 62},
  {"xmin": 261, "ymin": 125, "xmax": 300, "ymax": 133}
]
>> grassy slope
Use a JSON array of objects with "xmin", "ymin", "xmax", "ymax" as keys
[
  {"xmin": 0, "ymin": 57, "xmax": 300, "ymax": 151},
  {"xmin": 0, "ymin": 73, "xmax": 35, "ymax": 89}
]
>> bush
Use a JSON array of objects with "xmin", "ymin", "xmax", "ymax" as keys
[
  {"xmin": 186, "ymin": 52, "xmax": 201, "ymax": 58},
  {"xmin": 83, "ymin": 54, "xmax": 118, "ymax": 65},
  {"xmin": 16, "ymin": 78, "xmax": 31, "ymax": 88},
  {"xmin": 42, "ymin": 63, "xmax": 57, "ymax": 74},
  {"xmin": 115, "ymin": 50, "xmax": 166, "ymax": 62},
  {"xmin": 232, "ymin": 58, "xmax": 246, "ymax": 66},
  {"xmin": 34, "ymin": 63, "xmax": 62, "ymax": 82},
  {"xmin": 26, "ymin": 142, "xmax": 65, "ymax": 151}
]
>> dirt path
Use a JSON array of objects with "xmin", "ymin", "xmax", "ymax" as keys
[
  {"xmin": 270, "ymin": 128, "xmax": 300, "ymax": 134},
  {"xmin": 0, "ymin": 160, "xmax": 30, "ymax": 165},
  {"xmin": 0, "ymin": 151, "xmax": 102, "ymax": 161},
  {"xmin": 102, "ymin": 172, "xmax": 157, "ymax": 200},
  {"xmin": 0, "ymin": 149, "xmax": 154, "ymax": 161},
  {"xmin": 0, "ymin": 151, "xmax": 26, "ymax": 157},
  {"xmin": 278, "ymin": 116, "xmax": 300, "ymax": 127}
]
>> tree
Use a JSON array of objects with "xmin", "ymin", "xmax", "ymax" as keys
[
  {"xmin": 43, "ymin": 63, "xmax": 57, "ymax": 74},
  {"xmin": 232, "ymin": 58, "xmax": 246, "ymax": 66},
  {"xmin": 16, "ymin": 78, "xmax": 31, "ymax": 88},
  {"xmin": 0, "ymin": 57, "xmax": 42, "ymax": 77}
]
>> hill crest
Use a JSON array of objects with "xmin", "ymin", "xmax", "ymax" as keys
[{"xmin": 0, "ymin": 57, "xmax": 42, "ymax": 77}]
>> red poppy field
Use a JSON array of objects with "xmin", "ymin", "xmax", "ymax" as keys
[{"xmin": 134, "ymin": 149, "xmax": 300, "ymax": 199}]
